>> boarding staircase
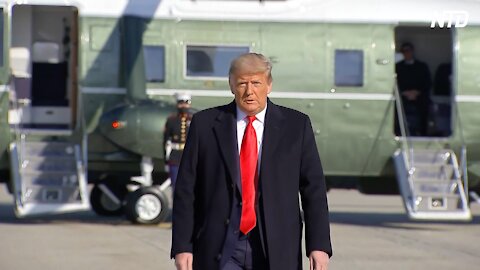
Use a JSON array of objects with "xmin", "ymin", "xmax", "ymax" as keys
[
  {"xmin": 392, "ymin": 84, "xmax": 471, "ymax": 221},
  {"xmin": 8, "ymin": 91, "xmax": 89, "ymax": 217}
]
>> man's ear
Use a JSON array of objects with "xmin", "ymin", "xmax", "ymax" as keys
[
  {"xmin": 229, "ymin": 77, "xmax": 235, "ymax": 95},
  {"xmin": 267, "ymin": 80, "xmax": 273, "ymax": 94}
]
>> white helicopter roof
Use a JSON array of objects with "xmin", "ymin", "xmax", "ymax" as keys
[{"xmin": 5, "ymin": 0, "xmax": 480, "ymax": 25}]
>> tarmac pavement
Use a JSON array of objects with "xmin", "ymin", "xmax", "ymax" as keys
[{"xmin": 0, "ymin": 187, "xmax": 479, "ymax": 270}]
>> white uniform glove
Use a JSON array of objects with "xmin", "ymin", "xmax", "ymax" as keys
[{"xmin": 165, "ymin": 140, "xmax": 172, "ymax": 161}]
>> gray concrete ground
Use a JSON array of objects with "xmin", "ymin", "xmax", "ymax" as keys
[{"xmin": 1, "ymin": 187, "xmax": 479, "ymax": 270}]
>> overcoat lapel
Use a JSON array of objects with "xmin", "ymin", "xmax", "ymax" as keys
[
  {"xmin": 259, "ymin": 99, "xmax": 284, "ymax": 183},
  {"xmin": 257, "ymin": 99, "xmax": 285, "ymax": 259},
  {"xmin": 213, "ymin": 101, "xmax": 241, "ymax": 193}
]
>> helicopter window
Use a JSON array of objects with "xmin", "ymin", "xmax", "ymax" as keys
[
  {"xmin": 186, "ymin": 45, "xmax": 249, "ymax": 78},
  {"xmin": 143, "ymin": 45, "xmax": 165, "ymax": 82},
  {"xmin": 334, "ymin": 49, "xmax": 364, "ymax": 87},
  {"xmin": 0, "ymin": 8, "xmax": 3, "ymax": 66}
]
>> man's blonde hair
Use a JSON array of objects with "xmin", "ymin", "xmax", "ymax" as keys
[{"xmin": 229, "ymin": 53, "xmax": 273, "ymax": 82}]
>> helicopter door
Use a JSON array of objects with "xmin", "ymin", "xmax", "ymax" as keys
[
  {"xmin": 394, "ymin": 26, "xmax": 454, "ymax": 137},
  {"xmin": 10, "ymin": 5, "xmax": 77, "ymax": 130}
]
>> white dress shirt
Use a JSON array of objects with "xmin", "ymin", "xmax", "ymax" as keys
[{"xmin": 236, "ymin": 104, "xmax": 267, "ymax": 168}]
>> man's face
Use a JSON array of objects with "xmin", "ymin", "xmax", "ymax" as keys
[
  {"xmin": 402, "ymin": 47, "xmax": 413, "ymax": 61},
  {"xmin": 230, "ymin": 72, "xmax": 272, "ymax": 116},
  {"xmin": 177, "ymin": 101, "xmax": 191, "ymax": 110}
]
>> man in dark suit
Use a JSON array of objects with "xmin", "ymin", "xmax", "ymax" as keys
[
  {"xmin": 396, "ymin": 42, "xmax": 432, "ymax": 136},
  {"xmin": 171, "ymin": 53, "xmax": 332, "ymax": 270}
]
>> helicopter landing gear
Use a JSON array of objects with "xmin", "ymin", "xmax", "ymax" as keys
[
  {"xmin": 90, "ymin": 180, "xmax": 127, "ymax": 216},
  {"xmin": 125, "ymin": 156, "xmax": 171, "ymax": 224},
  {"xmin": 125, "ymin": 186, "xmax": 169, "ymax": 224}
]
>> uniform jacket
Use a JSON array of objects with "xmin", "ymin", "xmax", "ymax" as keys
[
  {"xmin": 163, "ymin": 112, "xmax": 193, "ymax": 165},
  {"xmin": 171, "ymin": 99, "xmax": 332, "ymax": 270}
]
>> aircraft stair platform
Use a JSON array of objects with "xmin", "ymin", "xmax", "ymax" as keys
[
  {"xmin": 393, "ymin": 82, "xmax": 471, "ymax": 221},
  {"xmin": 9, "ymin": 137, "xmax": 89, "ymax": 217},
  {"xmin": 393, "ymin": 147, "xmax": 471, "ymax": 221}
]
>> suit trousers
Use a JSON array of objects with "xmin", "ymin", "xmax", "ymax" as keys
[{"xmin": 222, "ymin": 227, "xmax": 268, "ymax": 270}]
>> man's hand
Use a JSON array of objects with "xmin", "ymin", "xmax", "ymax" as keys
[
  {"xmin": 402, "ymin": 89, "xmax": 420, "ymax": 101},
  {"xmin": 309, "ymin": 250, "xmax": 329, "ymax": 270},
  {"xmin": 174, "ymin": 252, "xmax": 193, "ymax": 270}
]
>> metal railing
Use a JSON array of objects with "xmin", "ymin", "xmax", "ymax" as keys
[
  {"xmin": 393, "ymin": 82, "xmax": 421, "ymax": 210},
  {"xmin": 7, "ymin": 84, "xmax": 26, "ymax": 168},
  {"xmin": 394, "ymin": 81, "xmax": 470, "ymax": 206},
  {"xmin": 393, "ymin": 82, "xmax": 415, "ymax": 172},
  {"xmin": 453, "ymin": 99, "xmax": 469, "ymax": 200},
  {"xmin": 6, "ymin": 82, "xmax": 27, "ymax": 207}
]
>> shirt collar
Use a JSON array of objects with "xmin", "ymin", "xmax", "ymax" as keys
[
  {"xmin": 405, "ymin": 59, "xmax": 415, "ymax": 65},
  {"xmin": 236, "ymin": 102, "xmax": 267, "ymax": 124}
]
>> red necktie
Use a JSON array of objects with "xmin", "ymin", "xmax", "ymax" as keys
[{"xmin": 239, "ymin": 116, "xmax": 258, "ymax": 235}]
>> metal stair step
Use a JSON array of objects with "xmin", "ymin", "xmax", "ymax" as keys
[
  {"xmin": 411, "ymin": 150, "xmax": 452, "ymax": 165},
  {"xmin": 414, "ymin": 193, "xmax": 462, "ymax": 212},
  {"xmin": 25, "ymin": 154, "xmax": 76, "ymax": 161},
  {"xmin": 22, "ymin": 141, "xmax": 75, "ymax": 157},
  {"xmin": 413, "ymin": 180, "xmax": 458, "ymax": 195},
  {"xmin": 21, "ymin": 156, "xmax": 77, "ymax": 173},
  {"xmin": 412, "ymin": 164, "xmax": 455, "ymax": 180},
  {"xmin": 22, "ymin": 185, "xmax": 82, "ymax": 204},
  {"xmin": 10, "ymin": 139, "xmax": 90, "ymax": 217},
  {"xmin": 412, "ymin": 176, "xmax": 452, "ymax": 182},
  {"xmin": 409, "ymin": 210, "xmax": 471, "ymax": 221},
  {"xmin": 19, "ymin": 171, "xmax": 78, "ymax": 187},
  {"xmin": 394, "ymin": 148, "xmax": 471, "ymax": 221}
]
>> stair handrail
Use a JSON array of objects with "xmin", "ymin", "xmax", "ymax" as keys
[
  {"xmin": 72, "ymin": 81, "xmax": 89, "ymax": 205},
  {"xmin": 449, "ymin": 150, "xmax": 470, "ymax": 211},
  {"xmin": 7, "ymin": 80, "xmax": 28, "ymax": 206},
  {"xmin": 453, "ymin": 99, "xmax": 468, "ymax": 199},
  {"xmin": 74, "ymin": 144, "xmax": 89, "ymax": 206},
  {"xmin": 393, "ymin": 81, "xmax": 414, "ymax": 169},
  {"xmin": 7, "ymin": 81, "xmax": 26, "ymax": 169},
  {"xmin": 74, "ymin": 84, "xmax": 88, "ymax": 187},
  {"xmin": 393, "ymin": 81, "xmax": 419, "ymax": 210}
]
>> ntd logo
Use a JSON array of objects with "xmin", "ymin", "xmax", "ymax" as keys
[{"xmin": 430, "ymin": 10, "xmax": 469, "ymax": 28}]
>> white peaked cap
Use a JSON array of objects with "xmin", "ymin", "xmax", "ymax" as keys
[{"xmin": 174, "ymin": 92, "xmax": 191, "ymax": 101}]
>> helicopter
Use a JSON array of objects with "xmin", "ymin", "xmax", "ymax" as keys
[{"xmin": 1, "ymin": 0, "xmax": 480, "ymax": 223}]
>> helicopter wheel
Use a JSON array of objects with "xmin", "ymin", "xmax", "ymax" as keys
[
  {"xmin": 90, "ymin": 181, "xmax": 127, "ymax": 216},
  {"xmin": 125, "ymin": 186, "xmax": 169, "ymax": 225}
]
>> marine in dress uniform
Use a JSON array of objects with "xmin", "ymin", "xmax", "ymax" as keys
[{"xmin": 163, "ymin": 92, "xmax": 193, "ymax": 189}]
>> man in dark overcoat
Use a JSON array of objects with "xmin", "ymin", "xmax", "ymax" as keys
[{"xmin": 172, "ymin": 53, "xmax": 332, "ymax": 270}]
